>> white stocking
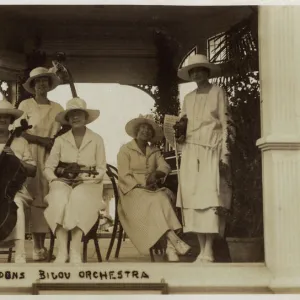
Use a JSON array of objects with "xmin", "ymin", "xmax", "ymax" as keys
[
  {"xmin": 203, "ymin": 234, "xmax": 214, "ymax": 260},
  {"xmin": 14, "ymin": 240, "xmax": 25, "ymax": 256},
  {"xmin": 55, "ymin": 226, "xmax": 68, "ymax": 256},
  {"xmin": 197, "ymin": 233, "xmax": 206, "ymax": 257},
  {"xmin": 70, "ymin": 227, "xmax": 82, "ymax": 256}
]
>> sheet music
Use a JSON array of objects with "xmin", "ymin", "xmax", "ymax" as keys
[{"xmin": 163, "ymin": 114, "xmax": 180, "ymax": 148}]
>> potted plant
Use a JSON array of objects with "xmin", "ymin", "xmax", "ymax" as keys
[{"xmin": 217, "ymin": 71, "xmax": 264, "ymax": 263}]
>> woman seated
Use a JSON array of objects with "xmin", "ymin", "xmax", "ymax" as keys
[
  {"xmin": 0, "ymin": 99, "xmax": 37, "ymax": 263},
  {"xmin": 117, "ymin": 114, "xmax": 191, "ymax": 262},
  {"xmin": 43, "ymin": 97, "xmax": 106, "ymax": 264}
]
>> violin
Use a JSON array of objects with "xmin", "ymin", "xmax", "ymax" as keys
[
  {"xmin": 0, "ymin": 119, "xmax": 32, "ymax": 241},
  {"xmin": 173, "ymin": 115, "xmax": 188, "ymax": 140},
  {"xmin": 54, "ymin": 161, "xmax": 99, "ymax": 180}
]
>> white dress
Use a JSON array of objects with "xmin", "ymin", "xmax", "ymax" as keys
[
  {"xmin": 177, "ymin": 85, "xmax": 231, "ymax": 236},
  {"xmin": 117, "ymin": 140, "xmax": 182, "ymax": 254},
  {"xmin": 43, "ymin": 128, "xmax": 107, "ymax": 235},
  {"xmin": 18, "ymin": 98, "xmax": 64, "ymax": 233}
]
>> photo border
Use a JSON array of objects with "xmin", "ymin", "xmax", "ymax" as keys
[{"xmin": 32, "ymin": 281, "xmax": 169, "ymax": 295}]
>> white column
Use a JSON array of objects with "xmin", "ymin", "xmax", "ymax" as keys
[{"xmin": 257, "ymin": 6, "xmax": 300, "ymax": 292}]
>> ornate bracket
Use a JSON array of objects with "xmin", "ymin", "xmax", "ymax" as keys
[{"xmin": 128, "ymin": 84, "xmax": 158, "ymax": 102}]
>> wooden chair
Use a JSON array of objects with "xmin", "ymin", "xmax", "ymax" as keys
[
  {"xmin": 105, "ymin": 164, "xmax": 124, "ymax": 261},
  {"xmin": 47, "ymin": 163, "xmax": 123, "ymax": 262},
  {"xmin": 0, "ymin": 248, "xmax": 14, "ymax": 262},
  {"xmin": 48, "ymin": 216, "xmax": 102, "ymax": 262},
  {"xmin": 105, "ymin": 164, "xmax": 165, "ymax": 262}
]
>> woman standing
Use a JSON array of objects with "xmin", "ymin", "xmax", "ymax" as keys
[
  {"xmin": 44, "ymin": 97, "xmax": 106, "ymax": 263},
  {"xmin": 176, "ymin": 54, "xmax": 231, "ymax": 263},
  {"xmin": 117, "ymin": 114, "xmax": 191, "ymax": 262},
  {"xmin": 19, "ymin": 67, "xmax": 63, "ymax": 261}
]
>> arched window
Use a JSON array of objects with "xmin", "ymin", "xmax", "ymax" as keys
[
  {"xmin": 207, "ymin": 32, "xmax": 228, "ymax": 64},
  {"xmin": 178, "ymin": 46, "xmax": 197, "ymax": 69}
]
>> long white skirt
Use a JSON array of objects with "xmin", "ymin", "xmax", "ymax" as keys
[
  {"xmin": 118, "ymin": 187, "xmax": 182, "ymax": 255},
  {"xmin": 183, "ymin": 207, "xmax": 225, "ymax": 236},
  {"xmin": 44, "ymin": 181, "xmax": 106, "ymax": 235},
  {"xmin": 177, "ymin": 141, "xmax": 230, "ymax": 235}
]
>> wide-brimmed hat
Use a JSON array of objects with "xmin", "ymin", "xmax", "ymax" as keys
[
  {"xmin": 23, "ymin": 67, "xmax": 61, "ymax": 94},
  {"xmin": 178, "ymin": 54, "xmax": 221, "ymax": 81},
  {"xmin": 0, "ymin": 99, "xmax": 23, "ymax": 119},
  {"xmin": 125, "ymin": 114, "xmax": 164, "ymax": 143},
  {"xmin": 55, "ymin": 97, "xmax": 100, "ymax": 125}
]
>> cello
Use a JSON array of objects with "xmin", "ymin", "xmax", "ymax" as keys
[
  {"xmin": 0, "ymin": 118, "xmax": 32, "ymax": 240},
  {"xmin": 51, "ymin": 52, "xmax": 76, "ymax": 139}
]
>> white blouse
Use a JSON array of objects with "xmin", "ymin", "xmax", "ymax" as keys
[
  {"xmin": 44, "ymin": 128, "xmax": 106, "ymax": 184},
  {"xmin": 117, "ymin": 139, "xmax": 171, "ymax": 195},
  {"xmin": 181, "ymin": 84, "xmax": 229, "ymax": 162}
]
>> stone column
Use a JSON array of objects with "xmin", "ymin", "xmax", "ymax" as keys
[{"xmin": 257, "ymin": 6, "xmax": 300, "ymax": 292}]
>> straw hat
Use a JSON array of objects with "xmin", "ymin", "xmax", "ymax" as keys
[
  {"xmin": 178, "ymin": 54, "xmax": 221, "ymax": 81},
  {"xmin": 125, "ymin": 114, "xmax": 163, "ymax": 143},
  {"xmin": 0, "ymin": 99, "xmax": 23, "ymax": 119},
  {"xmin": 55, "ymin": 97, "xmax": 100, "ymax": 125},
  {"xmin": 23, "ymin": 67, "xmax": 60, "ymax": 94}
]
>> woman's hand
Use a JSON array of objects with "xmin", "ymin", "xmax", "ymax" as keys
[
  {"xmin": 146, "ymin": 171, "xmax": 157, "ymax": 186},
  {"xmin": 134, "ymin": 184, "xmax": 156, "ymax": 191},
  {"xmin": 220, "ymin": 154, "xmax": 229, "ymax": 166},
  {"xmin": 51, "ymin": 178, "xmax": 72, "ymax": 185},
  {"xmin": 22, "ymin": 133, "xmax": 54, "ymax": 150},
  {"xmin": 176, "ymin": 135, "xmax": 186, "ymax": 144},
  {"xmin": 145, "ymin": 184, "xmax": 158, "ymax": 191},
  {"xmin": 219, "ymin": 159, "xmax": 230, "ymax": 180},
  {"xmin": 37, "ymin": 137, "xmax": 54, "ymax": 151},
  {"xmin": 3, "ymin": 146, "xmax": 15, "ymax": 156}
]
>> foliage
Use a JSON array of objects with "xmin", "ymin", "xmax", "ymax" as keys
[
  {"xmin": 151, "ymin": 29, "xmax": 180, "ymax": 148},
  {"xmin": 216, "ymin": 71, "xmax": 263, "ymax": 237},
  {"xmin": 209, "ymin": 10, "xmax": 263, "ymax": 238}
]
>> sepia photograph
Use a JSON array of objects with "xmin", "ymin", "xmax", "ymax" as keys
[{"xmin": 0, "ymin": 1, "xmax": 297, "ymax": 295}]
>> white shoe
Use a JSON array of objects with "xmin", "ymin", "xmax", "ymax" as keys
[
  {"xmin": 14, "ymin": 253, "xmax": 26, "ymax": 264},
  {"xmin": 172, "ymin": 239, "xmax": 191, "ymax": 256},
  {"xmin": 166, "ymin": 249, "xmax": 179, "ymax": 262},
  {"xmin": 194, "ymin": 252, "xmax": 203, "ymax": 262},
  {"xmin": 200, "ymin": 255, "xmax": 214, "ymax": 263},
  {"xmin": 53, "ymin": 253, "xmax": 68, "ymax": 264},
  {"xmin": 167, "ymin": 231, "xmax": 191, "ymax": 255},
  {"xmin": 32, "ymin": 249, "xmax": 47, "ymax": 261}
]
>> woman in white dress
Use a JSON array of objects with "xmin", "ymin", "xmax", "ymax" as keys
[
  {"xmin": 19, "ymin": 67, "xmax": 63, "ymax": 261},
  {"xmin": 44, "ymin": 97, "xmax": 106, "ymax": 263},
  {"xmin": 177, "ymin": 54, "xmax": 231, "ymax": 263},
  {"xmin": 0, "ymin": 99, "xmax": 36, "ymax": 263},
  {"xmin": 117, "ymin": 114, "xmax": 191, "ymax": 262}
]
